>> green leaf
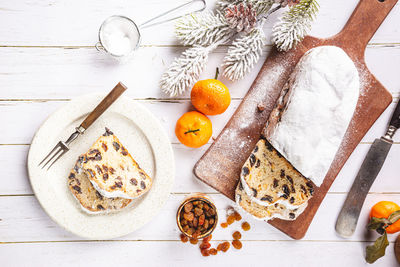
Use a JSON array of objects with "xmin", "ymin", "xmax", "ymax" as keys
[
  {"xmin": 388, "ymin": 210, "xmax": 400, "ymax": 224},
  {"xmin": 366, "ymin": 232, "xmax": 389, "ymax": 264},
  {"xmin": 367, "ymin": 216, "xmax": 390, "ymax": 231}
]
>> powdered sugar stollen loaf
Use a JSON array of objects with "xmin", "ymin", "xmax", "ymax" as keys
[{"xmin": 264, "ymin": 46, "xmax": 359, "ymax": 186}]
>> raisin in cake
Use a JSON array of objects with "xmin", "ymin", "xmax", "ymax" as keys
[
  {"xmin": 68, "ymin": 164, "xmax": 132, "ymax": 213},
  {"xmin": 77, "ymin": 128, "xmax": 152, "ymax": 199},
  {"xmin": 240, "ymin": 138, "xmax": 313, "ymax": 209},
  {"xmin": 235, "ymin": 181, "xmax": 306, "ymax": 221}
]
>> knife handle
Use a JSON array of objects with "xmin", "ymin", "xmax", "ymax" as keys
[
  {"xmin": 389, "ymin": 98, "xmax": 400, "ymax": 129},
  {"xmin": 80, "ymin": 82, "xmax": 127, "ymax": 130}
]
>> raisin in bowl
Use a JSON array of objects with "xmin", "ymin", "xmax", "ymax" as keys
[{"xmin": 177, "ymin": 193, "xmax": 218, "ymax": 239}]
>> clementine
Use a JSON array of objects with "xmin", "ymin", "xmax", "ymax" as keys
[
  {"xmin": 370, "ymin": 201, "xmax": 400, "ymax": 234},
  {"xmin": 175, "ymin": 111, "xmax": 212, "ymax": 148},
  {"xmin": 191, "ymin": 78, "xmax": 231, "ymax": 116}
]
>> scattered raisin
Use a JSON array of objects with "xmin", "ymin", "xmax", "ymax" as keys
[
  {"xmin": 233, "ymin": 211, "xmax": 242, "ymax": 221},
  {"xmin": 209, "ymin": 248, "xmax": 218, "ymax": 255},
  {"xmin": 130, "ymin": 178, "xmax": 138, "ymax": 185},
  {"xmin": 232, "ymin": 240, "xmax": 242, "ymax": 250},
  {"xmin": 180, "ymin": 234, "xmax": 188, "ymax": 243},
  {"xmin": 219, "ymin": 242, "xmax": 230, "ymax": 252},
  {"xmin": 96, "ymin": 204, "xmax": 105, "ymax": 210},
  {"xmin": 289, "ymin": 213, "xmax": 295, "ymax": 219},
  {"xmin": 199, "ymin": 242, "xmax": 211, "ymax": 250},
  {"xmin": 227, "ymin": 215, "xmax": 235, "ymax": 225},
  {"xmin": 103, "ymin": 128, "xmax": 113, "ymax": 136},
  {"xmin": 201, "ymin": 249, "xmax": 210, "ymax": 257},
  {"xmin": 190, "ymin": 238, "xmax": 198, "ymax": 245},
  {"xmin": 203, "ymin": 234, "xmax": 212, "ymax": 243},
  {"xmin": 242, "ymin": 222, "xmax": 250, "ymax": 231},
  {"xmin": 232, "ymin": 231, "xmax": 241, "ymax": 240},
  {"xmin": 273, "ymin": 179, "xmax": 279, "ymax": 188}
]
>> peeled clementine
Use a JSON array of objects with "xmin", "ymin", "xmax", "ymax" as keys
[
  {"xmin": 175, "ymin": 111, "xmax": 212, "ymax": 148},
  {"xmin": 191, "ymin": 79, "xmax": 231, "ymax": 116},
  {"xmin": 370, "ymin": 201, "xmax": 400, "ymax": 234}
]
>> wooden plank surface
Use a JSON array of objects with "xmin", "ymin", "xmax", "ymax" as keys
[{"xmin": 0, "ymin": 0, "xmax": 400, "ymax": 265}]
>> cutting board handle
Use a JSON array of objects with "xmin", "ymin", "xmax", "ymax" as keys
[{"xmin": 335, "ymin": 0, "xmax": 398, "ymax": 55}]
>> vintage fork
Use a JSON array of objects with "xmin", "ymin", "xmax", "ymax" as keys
[{"xmin": 38, "ymin": 82, "xmax": 127, "ymax": 170}]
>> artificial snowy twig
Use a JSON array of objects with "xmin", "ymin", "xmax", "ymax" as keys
[
  {"xmin": 223, "ymin": 27, "xmax": 265, "ymax": 81},
  {"xmin": 272, "ymin": 0, "xmax": 319, "ymax": 51},
  {"xmin": 160, "ymin": 44, "xmax": 218, "ymax": 97},
  {"xmin": 175, "ymin": 11, "xmax": 232, "ymax": 47}
]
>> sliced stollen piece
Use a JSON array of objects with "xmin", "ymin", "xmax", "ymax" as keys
[
  {"xmin": 78, "ymin": 128, "xmax": 152, "ymax": 199},
  {"xmin": 264, "ymin": 46, "xmax": 359, "ymax": 187},
  {"xmin": 68, "ymin": 164, "xmax": 132, "ymax": 214},
  {"xmin": 235, "ymin": 181, "xmax": 306, "ymax": 221},
  {"xmin": 240, "ymin": 138, "xmax": 314, "ymax": 209}
]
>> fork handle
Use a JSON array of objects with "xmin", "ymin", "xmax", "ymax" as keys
[{"xmin": 80, "ymin": 82, "xmax": 127, "ymax": 130}]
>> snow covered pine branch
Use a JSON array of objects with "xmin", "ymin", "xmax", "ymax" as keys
[
  {"xmin": 160, "ymin": 0, "xmax": 319, "ymax": 96},
  {"xmin": 272, "ymin": 0, "xmax": 319, "ymax": 51}
]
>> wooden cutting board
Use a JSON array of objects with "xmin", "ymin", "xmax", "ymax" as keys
[{"xmin": 194, "ymin": 0, "xmax": 398, "ymax": 239}]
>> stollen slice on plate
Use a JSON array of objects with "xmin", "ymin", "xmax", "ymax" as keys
[
  {"xmin": 68, "ymin": 165, "xmax": 132, "ymax": 214},
  {"xmin": 78, "ymin": 128, "xmax": 152, "ymax": 199}
]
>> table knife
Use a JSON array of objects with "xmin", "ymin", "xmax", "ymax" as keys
[{"xmin": 335, "ymin": 98, "xmax": 400, "ymax": 238}]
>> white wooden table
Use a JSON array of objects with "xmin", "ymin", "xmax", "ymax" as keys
[{"xmin": 1, "ymin": 0, "xmax": 399, "ymax": 266}]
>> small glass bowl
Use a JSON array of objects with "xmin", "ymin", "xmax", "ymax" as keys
[{"xmin": 176, "ymin": 193, "xmax": 218, "ymax": 239}]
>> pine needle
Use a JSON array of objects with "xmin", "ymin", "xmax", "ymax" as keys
[
  {"xmin": 175, "ymin": 11, "xmax": 232, "ymax": 46},
  {"xmin": 272, "ymin": 0, "xmax": 319, "ymax": 51},
  {"xmin": 223, "ymin": 27, "xmax": 265, "ymax": 81},
  {"xmin": 160, "ymin": 45, "xmax": 216, "ymax": 97}
]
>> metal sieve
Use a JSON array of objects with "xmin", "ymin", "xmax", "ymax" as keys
[{"xmin": 96, "ymin": 0, "xmax": 206, "ymax": 58}]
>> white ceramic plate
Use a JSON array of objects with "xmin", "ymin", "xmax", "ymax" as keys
[{"xmin": 27, "ymin": 94, "xmax": 174, "ymax": 239}]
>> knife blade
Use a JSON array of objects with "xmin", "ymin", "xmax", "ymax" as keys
[{"xmin": 335, "ymin": 98, "xmax": 400, "ymax": 238}]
